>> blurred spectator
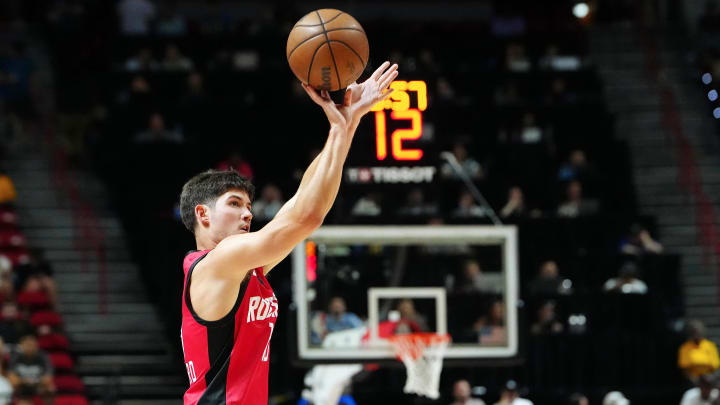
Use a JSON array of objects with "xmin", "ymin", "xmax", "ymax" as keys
[
  {"xmin": 557, "ymin": 181, "xmax": 599, "ymax": 218},
  {"xmin": 0, "ymin": 302, "xmax": 31, "ymax": 344},
  {"xmin": 500, "ymin": 186, "xmax": 526, "ymax": 219},
  {"xmin": 441, "ymin": 143, "xmax": 484, "ymax": 180},
  {"xmin": 505, "ymin": 44, "xmax": 531, "ymax": 72},
  {"xmin": 680, "ymin": 373, "xmax": 719, "ymax": 405},
  {"xmin": 450, "ymin": 379, "xmax": 486, "ymax": 405},
  {"xmin": 13, "ymin": 248, "xmax": 56, "ymax": 307},
  {"xmin": 568, "ymin": 393, "xmax": 589, "ymax": 405},
  {"xmin": 0, "ymin": 359, "xmax": 11, "ymax": 405},
  {"xmin": 453, "ymin": 191, "xmax": 486, "ymax": 219},
  {"xmin": 603, "ymin": 262, "xmax": 648, "ymax": 294},
  {"xmin": 679, "ymin": 320, "xmax": 720, "ymax": 381},
  {"xmin": 155, "ymin": 2, "xmax": 187, "ymax": 36},
  {"xmin": 117, "ymin": 0, "xmax": 156, "ymax": 35},
  {"xmin": 397, "ymin": 188, "xmax": 438, "ymax": 217},
  {"xmin": 453, "ymin": 259, "xmax": 503, "ymax": 294},
  {"xmin": 557, "ymin": 150, "xmax": 593, "ymax": 182},
  {"xmin": 619, "ymin": 224, "xmax": 664, "ymax": 255},
  {"xmin": 8, "ymin": 334, "xmax": 55, "ymax": 397},
  {"xmin": 539, "ymin": 45, "xmax": 582, "ymax": 71},
  {"xmin": 528, "ymin": 260, "xmax": 573, "ymax": 296},
  {"xmin": 162, "ymin": 44, "xmax": 194, "ymax": 71},
  {"xmin": 252, "ymin": 184, "xmax": 284, "ymax": 221},
  {"xmin": 545, "ymin": 78, "xmax": 578, "ymax": 106},
  {"xmin": 178, "ymin": 72, "xmax": 212, "ymax": 141},
  {"xmin": 602, "ymin": 391, "xmax": 629, "ymax": 405},
  {"xmin": 468, "ymin": 300, "xmax": 506, "ymax": 345},
  {"xmin": 310, "ymin": 297, "xmax": 364, "ymax": 345},
  {"xmin": 124, "ymin": 48, "xmax": 158, "ymax": 72},
  {"xmin": 494, "ymin": 380, "xmax": 533, "ymax": 405},
  {"xmin": 530, "ymin": 301, "xmax": 564, "ymax": 335},
  {"xmin": 0, "ymin": 171, "xmax": 16, "ymax": 205},
  {"xmin": 216, "ymin": 151, "xmax": 254, "ymax": 181},
  {"xmin": 394, "ymin": 299, "xmax": 429, "ymax": 333},
  {"xmin": 519, "ymin": 113, "xmax": 543, "ymax": 144},
  {"xmin": 133, "ymin": 113, "xmax": 184, "ymax": 144},
  {"xmin": 436, "ymin": 77, "xmax": 456, "ymax": 102},
  {"xmin": 351, "ymin": 193, "xmax": 382, "ymax": 217}
]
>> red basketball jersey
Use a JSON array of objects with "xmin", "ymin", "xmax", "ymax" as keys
[{"xmin": 181, "ymin": 250, "xmax": 278, "ymax": 405}]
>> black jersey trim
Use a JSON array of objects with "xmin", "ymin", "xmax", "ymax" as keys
[{"xmin": 184, "ymin": 253, "xmax": 248, "ymax": 327}]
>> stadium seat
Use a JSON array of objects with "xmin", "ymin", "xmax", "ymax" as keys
[
  {"xmin": 0, "ymin": 248, "xmax": 29, "ymax": 266},
  {"xmin": 54, "ymin": 375, "xmax": 85, "ymax": 394},
  {"xmin": 0, "ymin": 230, "xmax": 25, "ymax": 248},
  {"xmin": 17, "ymin": 291, "xmax": 51, "ymax": 310},
  {"xmin": 38, "ymin": 333, "xmax": 70, "ymax": 351},
  {"xmin": 54, "ymin": 395, "xmax": 90, "ymax": 405},
  {"xmin": 50, "ymin": 352, "xmax": 75, "ymax": 371},
  {"xmin": 30, "ymin": 310, "xmax": 63, "ymax": 327}
]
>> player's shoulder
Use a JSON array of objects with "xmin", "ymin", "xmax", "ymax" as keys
[{"xmin": 184, "ymin": 249, "xmax": 212, "ymax": 270}]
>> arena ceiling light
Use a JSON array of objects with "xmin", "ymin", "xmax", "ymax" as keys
[{"xmin": 573, "ymin": 2, "xmax": 590, "ymax": 19}]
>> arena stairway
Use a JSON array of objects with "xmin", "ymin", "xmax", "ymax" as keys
[
  {"xmin": 590, "ymin": 24, "xmax": 720, "ymax": 342},
  {"xmin": 6, "ymin": 152, "xmax": 186, "ymax": 404}
]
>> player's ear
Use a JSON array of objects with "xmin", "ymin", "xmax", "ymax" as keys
[{"xmin": 195, "ymin": 204, "xmax": 210, "ymax": 228}]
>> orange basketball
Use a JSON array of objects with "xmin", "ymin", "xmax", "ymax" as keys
[{"xmin": 287, "ymin": 9, "xmax": 369, "ymax": 92}]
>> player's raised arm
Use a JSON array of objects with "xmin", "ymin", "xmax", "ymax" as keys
[{"xmin": 201, "ymin": 62, "xmax": 398, "ymax": 280}]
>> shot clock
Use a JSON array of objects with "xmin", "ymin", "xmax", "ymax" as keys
[{"xmin": 345, "ymin": 80, "xmax": 436, "ymax": 184}]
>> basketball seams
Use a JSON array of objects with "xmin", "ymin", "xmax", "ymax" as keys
[
  {"xmin": 293, "ymin": 11, "xmax": 343, "ymax": 27},
  {"xmin": 327, "ymin": 39, "xmax": 367, "ymax": 68},
  {"xmin": 306, "ymin": 42, "xmax": 326, "ymax": 85},
  {"xmin": 315, "ymin": 10, "xmax": 342, "ymax": 91},
  {"xmin": 287, "ymin": 28, "xmax": 366, "ymax": 60}
]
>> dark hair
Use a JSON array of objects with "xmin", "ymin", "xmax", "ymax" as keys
[
  {"xmin": 568, "ymin": 393, "xmax": 587, "ymax": 405},
  {"xmin": 179, "ymin": 169, "xmax": 255, "ymax": 234}
]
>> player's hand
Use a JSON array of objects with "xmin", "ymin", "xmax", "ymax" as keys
[
  {"xmin": 345, "ymin": 61, "xmax": 398, "ymax": 122},
  {"xmin": 302, "ymin": 83, "xmax": 348, "ymax": 128}
]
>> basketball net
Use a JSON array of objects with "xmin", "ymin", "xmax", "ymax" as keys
[{"xmin": 388, "ymin": 333, "xmax": 450, "ymax": 399}]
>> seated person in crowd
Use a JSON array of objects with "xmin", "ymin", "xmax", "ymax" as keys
[
  {"xmin": 528, "ymin": 260, "xmax": 573, "ymax": 296},
  {"xmin": 252, "ymin": 184, "xmax": 284, "ymax": 222},
  {"xmin": 619, "ymin": 223, "xmax": 664, "ymax": 255},
  {"xmin": 453, "ymin": 259, "xmax": 503, "ymax": 294},
  {"xmin": 603, "ymin": 262, "xmax": 648, "ymax": 295},
  {"xmin": 0, "ymin": 359, "xmax": 11, "ymax": 405},
  {"xmin": 133, "ymin": 113, "xmax": 184, "ymax": 144},
  {"xmin": 0, "ymin": 170, "xmax": 15, "ymax": 205},
  {"xmin": 556, "ymin": 180, "xmax": 599, "ymax": 218},
  {"xmin": 494, "ymin": 380, "xmax": 533, "ymax": 405},
  {"xmin": 215, "ymin": 151, "xmax": 254, "ymax": 181},
  {"xmin": 397, "ymin": 188, "xmax": 438, "ymax": 217},
  {"xmin": 162, "ymin": 44, "xmax": 194, "ymax": 71},
  {"xmin": 124, "ymin": 47, "xmax": 158, "ymax": 72},
  {"xmin": 500, "ymin": 186, "xmax": 526, "ymax": 219},
  {"xmin": 530, "ymin": 301, "xmax": 564, "ymax": 336},
  {"xmin": 450, "ymin": 379, "xmax": 486, "ymax": 405},
  {"xmin": 440, "ymin": 142, "xmax": 484, "ymax": 180},
  {"xmin": 351, "ymin": 193, "xmax": 382, "ymax": 217},
  {"xmin": 13, "ymin": 248, "xmax": 55, "ymax": 307},
  {"xmin": 678, "ymin": 320, "xmax": 720, "ymax": 382},
  {"xmin": 453, "ymin": 191, "xmax": 486, "ymax": 218},
  {"xmin": 680, "ymin": 373, "xmax": 719, "ymax": 405},
  {"xmin": 395, "ymin": 298, "xmax": 429, "ymax": 333},
  {"xmin": 7, "ymin": 334, "xmax": 54, "ymax": 397},
  {"xmin": 310, "ymin": 297, "xmax": 364, "ymax": 345},
  {"xmin": 466, "ymin": 300, "xmax": 506, "ymax": 345},
  {"xmin": 0, "ymin": 302, "xmax": 32, "ymax": 344},
  {"xmin": 568, "ymin": 393, "xmax": 589, "ymax": 405},
  {"xmin": 557, "ymin": 150, "xmax": 595, "ymax": 182},
  {"xmin": 602, "ymin": 391, "xmax": 630, "ymax": 405}
]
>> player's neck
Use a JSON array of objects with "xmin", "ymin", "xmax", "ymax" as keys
[{"xmin": 195, "ymin": 233, "xmax": 218, "ymax": 251}]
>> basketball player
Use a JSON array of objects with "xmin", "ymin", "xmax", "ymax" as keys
[{"xmin": 178, "ymin": 61, "xmax": 399, "ymax": 405}]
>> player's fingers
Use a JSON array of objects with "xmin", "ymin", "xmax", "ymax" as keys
[
  {"xmin": 376, "ymin": 88, "xmax": 395, "ymax": 103},
  {"xmin": 370, "ymin": 61, "xmax": 391, "ymax": 80},
  {"xmin": 343, "ymin": 87, "xmax": 353, "ymax": 106},
  {"xmin": 378, "ymin": 70, "xmax": 399, "ymax": 92},
  {"xmin": 377, "ymin": 64, "xmax": 398, "ymax": 85}
]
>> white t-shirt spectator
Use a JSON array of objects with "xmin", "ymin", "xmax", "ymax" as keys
[
  {"xmin": 493, "ymin": 399, "xmax": 533, "ymax": 405},
  {"xmin": 0, "ymin": 376, "xmax": 11, "ymax": 405},
  {"xmin": 117, "ymin": 0, "xmax": 156, "ymax": 35},
  {"xmin": 680, "ymin": 387, "xmax": 720, "ymax": 405},
  {"xmin": 603, "ymin": 278, "xmax": 648, "ymax": 294}
]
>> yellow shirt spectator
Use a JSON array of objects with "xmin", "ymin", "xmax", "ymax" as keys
[
  {"xmin": 0, "ymin": 175, "xmax": 16, "ymax": 204},
  {"xmin": 678, "ymin": 338, "xmax": 720, "ymax": 378}
]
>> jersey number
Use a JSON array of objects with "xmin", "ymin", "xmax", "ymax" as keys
[
  {"xmin": 262, "ymin": 322, "xmax": 275, "ymax": 362},
  {"xmin": 186, "ymin": 361, "xmax": 197, "ymax": 383}
]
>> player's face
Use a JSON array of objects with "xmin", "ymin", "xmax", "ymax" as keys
[{"xmin": 210, "ymin": 189, "xmax": 253, "ymax": 241}]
